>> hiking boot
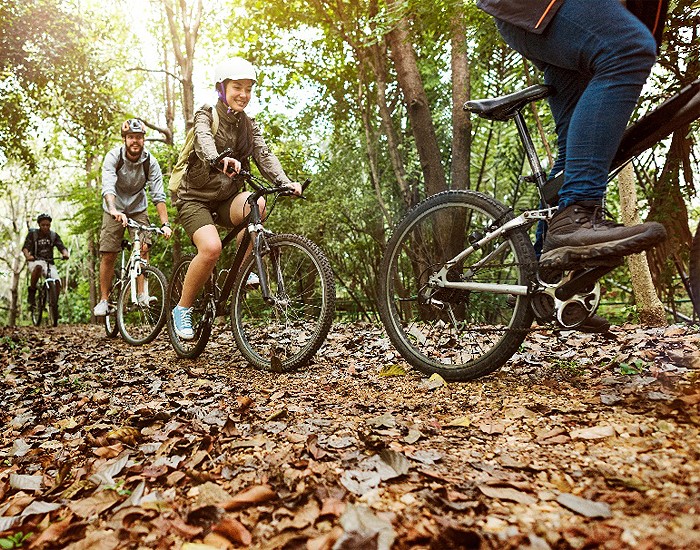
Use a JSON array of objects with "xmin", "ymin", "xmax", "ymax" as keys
[
  {"xmin": 93, "ymin": 299, "xmax": 109, "ymax": 317},
  {"xmin": 172, "ymin": 305, "xmax": 194, "ymax": 340},
  {"xmin": 539, "ymin": 201, "xmax": 666, "ymax": 270},
  {"xmin": 28, "ymin": 287, "xmax": 36, "ymax": 306},
  {"xmin": 577, "ymin": 313, "xmax": 611, "ymax": 333}
]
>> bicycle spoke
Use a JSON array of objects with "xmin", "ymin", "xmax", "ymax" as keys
[{"xmin": 231, "ymin": 234, "xmax": 335, "ymax": 371}]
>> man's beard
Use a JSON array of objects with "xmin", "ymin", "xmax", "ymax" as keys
[{"xmin": 126, "ymin": 143, "xmax": 143, "ymax": 160}]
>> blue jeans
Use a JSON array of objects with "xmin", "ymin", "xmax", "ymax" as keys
[{"xmin": 496, "ymin": 0, "xmax": 657, "ymax": 252}]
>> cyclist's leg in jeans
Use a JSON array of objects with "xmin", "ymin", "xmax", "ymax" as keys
[
  {"xmin": 533, "ymin": 67, "xmax": 589, "ymax": 258},
  {"xmin": 497, "ymin": 0, "xmax": 664, "ymax": 267}
]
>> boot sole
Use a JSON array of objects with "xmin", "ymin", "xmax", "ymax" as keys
[{"xmin": 539, "ymin": 225, "xmax": 666, "ymax": 270}]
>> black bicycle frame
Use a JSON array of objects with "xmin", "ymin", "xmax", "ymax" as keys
[{"xmin": 212, "ymin": 190, "xmax": 272, "ymax": 315}]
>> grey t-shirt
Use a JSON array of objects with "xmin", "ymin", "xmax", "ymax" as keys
[{"xmin": 101, "ymin": 145, "xmax": 166, "ymax": 214}]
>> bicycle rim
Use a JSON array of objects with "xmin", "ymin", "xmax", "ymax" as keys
[
  {"xmin": 231, "ymin": 234, "xmax": 336, "ymax": 371},
  {"xmin": 166, "ymin": 255, "xmax": 213, "ymax": 359},
  {"xmin": 47, "ymin": 281, "xmax": 59, "ymax": 327},
  {"xmin": 31, "ymin": 286, "xmax": 45, "ymax": 326},
  {"xmin": 378, "ymin": 190, "xmax": 536, "ymax": 381},
  {"xmin": 117, "ymin": 265, "xmax": 167, "ymax": 345}
]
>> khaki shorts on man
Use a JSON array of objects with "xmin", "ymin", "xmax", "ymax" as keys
[{"xmin": 99, "ymin": 210, "xmax": 152, "ymax": 252}]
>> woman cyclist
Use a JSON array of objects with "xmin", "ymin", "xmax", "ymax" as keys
[{"xmin": 171, "ymin": 57, "xmax": 301, "ymax": 340}]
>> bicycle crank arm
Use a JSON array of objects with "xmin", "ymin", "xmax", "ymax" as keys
[{"xmin": 554, "ymin": 264, "xmax": 620, "ymax": 301}]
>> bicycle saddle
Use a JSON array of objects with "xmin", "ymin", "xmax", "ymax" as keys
[{"xmin": 464, "ymin": 84, "xmax": 555, "ymax": 121}]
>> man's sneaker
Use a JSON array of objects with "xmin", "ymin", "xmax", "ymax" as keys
[
  {"xmin": 93, "ymin": 300, "xmax": 109, "ymax": 317},
  {"xmin": 172, "ymin": 305, "xmax": 194, "ymax": 340},
  {"xmin": 137, "ymin": 293, "xmax": 157, "ymax": 307},
  {"xmin": 245, "ymin": 272, "xmax": 260, "ymax": 289},
  {"xmin": 28, "ymin": 287, "xmax": 36, "ymax": 306},
  {"xmin": 539, "ymin": 201, "xmax": 666, "ymax": 270}
]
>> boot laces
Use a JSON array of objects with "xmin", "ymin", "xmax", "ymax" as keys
[{"xmin": 575, "ymin": 204, "xmax": 622, "ymax": 229}]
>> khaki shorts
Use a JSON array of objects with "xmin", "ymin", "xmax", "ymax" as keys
[
  {"xmin": 176, "ymin": 196, "xmax": 239, "ymax": 239},
  {"xmin": 99, "ymin": 210, "xmax": 151, "ymax": 253},
  {"xmin": 29, "ymin": 260, "xmax": 59, "ymax": 280}
]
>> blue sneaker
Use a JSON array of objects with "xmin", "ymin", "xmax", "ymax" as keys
[
  {"xmin": 246, "ymin": 272, "xmax": 260, "ymax": 289},
  {"xmin": 172, "ymin": 305, "xmax": 194, "ymax": 340}
]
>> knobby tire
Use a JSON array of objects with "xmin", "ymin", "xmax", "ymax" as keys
[
  {"xmin": 378, "ymin": 190, "xmax": 536, "ymax": 381},
  {"xmin": 117, "ymin": 265, "xmax": 168, "ymax": 345},
  {"xmin": 230, "ymin": 233, "xmax": 336, "ymax": 372},
  {"xmin": 167, "ymin": 255, "xmax": 214, "ymax": 359}
]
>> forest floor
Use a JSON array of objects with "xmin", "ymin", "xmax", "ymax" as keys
[{"xmin": 1, "ymin": 322, "xmax": 699, "ymax": 549}]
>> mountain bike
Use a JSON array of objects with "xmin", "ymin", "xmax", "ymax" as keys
[
  {"xmin": 378, "ymin": 78, "xmax": 700, "ymax": 381},
  {"xmin": 30, "ymin": 258, "xmax": 65, "ymax": 327},
  {"xmin": 102, "ymin": 219, "xmax": 168, "ymax": 345},
  {"xmin": 166, "ymin": 171, "xmax": 336, "ymax": 371}
]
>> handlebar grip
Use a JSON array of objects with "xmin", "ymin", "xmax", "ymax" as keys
[{"xmin": 211, "ymin": 148, "xmax": 236, "ymax": 174}]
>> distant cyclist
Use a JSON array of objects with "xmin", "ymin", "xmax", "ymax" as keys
[
  {"xmin": 93, "ymin": 118, "xmax": 172, "ymax": 317},
  {"xmin": 22, "ymin": 213, "xmax": 70, "ymax": 306}
]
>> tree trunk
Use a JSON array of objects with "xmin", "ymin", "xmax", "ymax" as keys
[
  {"xmin": 450, "ymin": 12, "xmax": 470, "ymax": 191},
  {"xmin": 618, "ymin": 164, "xmax": 666, "ymax": 326},
  {"xmin": 162, "ymin": 0, "xmax": 202, "ymax": 130},
  {"xmin": 386, "ymin": 5, "xmax": 447, "ymax": 199},
  {"xmin": 369, "ymin": 40, "xmax": 412, "ymax": 209},
  {"xmin": 8, "ymin": 252, "xmax": 23, "ymax": 327}
]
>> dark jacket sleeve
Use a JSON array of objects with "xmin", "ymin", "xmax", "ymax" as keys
[
  {"xmin": 626, "ymin": 0, "xmax": 669, "ymax": 49},
  {"xmin": 54, "ymin": 233, "xmax": 68, "ymax": 253},
  {"xmin": 22, "ymin": 232, "xmax": 34, "ymax": 253},
  {"xmin": 476, "ymin": 0, "xmax": 565, "ymax": 33}
]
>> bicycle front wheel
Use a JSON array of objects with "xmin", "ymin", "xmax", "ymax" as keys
[
  {"xmin": 47, "ymin": 281, "xmax": 59, "ymax": 327},
  {"xmin": 104, "ymin": 277, "xmax": 121, "ymax": 338},
  {"xmin": 231, "ymin": 234, "xmax": 336, "ymax": 372},
  {"xmin": 31, "ymin": 286, "xmax": 45, "ymax": 326},
  {"xmin": 378, "ymin": 190, "xmax": 536, "ymax": 381},
  {"xmin": 117, "ymin": 265, "xmax": 167, "ymax": 345},
  {"xmin": 166, "ymin": 255, "xmax": 214, "ymax": 359}
]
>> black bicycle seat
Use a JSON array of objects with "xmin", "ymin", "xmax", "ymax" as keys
[{"xmin": 464, "ymin": 85, "xmax": 555, "ymax": 121}]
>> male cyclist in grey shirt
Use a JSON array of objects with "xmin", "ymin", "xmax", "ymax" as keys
[{"xmin": 93, "ymin": 118, "xmax": 172, "ymax": 317}]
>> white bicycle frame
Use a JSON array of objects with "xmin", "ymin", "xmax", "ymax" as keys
[{"xmin": 425, "ymin": 207, "xmax": 556, "ymax": 298}]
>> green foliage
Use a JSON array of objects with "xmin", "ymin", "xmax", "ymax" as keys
[
  {"xmin": 619, "ymin": 359, "xmax": 647, "ymax": 376},
  {"xmin": 0, "ymin": 532, "xmax": 32, "ymax": 549},
  {"xmin": 550, "ymin": 359, "xmax": 585, "ymax": 377}
]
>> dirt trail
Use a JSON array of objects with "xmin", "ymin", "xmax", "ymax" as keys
[{"xmin": 1, "ymin": 323, "xmax": 699, "ymax": 549}]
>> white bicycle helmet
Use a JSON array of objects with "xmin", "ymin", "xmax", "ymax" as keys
[{"xmin": 214, "ymin": 58, "xmax": 257, "ymax": 85}]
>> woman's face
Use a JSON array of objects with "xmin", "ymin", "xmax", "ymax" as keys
[{"xmin": 225, "ymin": 79, "xmax": 254, "ymax": 112}]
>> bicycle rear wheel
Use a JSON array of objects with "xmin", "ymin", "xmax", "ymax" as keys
[
  {"xmin": 378, "ymin": 190, "xmax": 536, "ymax": 381},
  {"xmin": 31, "ymin": 286, "xmax": 45, "ymax": 326},
  {"xmin": 166, "ymin": 255, "xmax": 214, "ymax": 359},
  {"xmin": 47, "ymin": 281, "xmax": 59, "ymax": 327},
  {"xmin": 104, "ymin": 278, "xmax": 120, "ymax": 338},
  {"xmin": 117, "ymin": 265, "xmax": 167, "ymax": 345},
  {"xmin": 231, "ymin": 233, "xmax": 336, "ymax": 371}
]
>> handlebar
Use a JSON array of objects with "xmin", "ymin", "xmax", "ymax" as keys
[
  {"xmin": 125, "ymin": 218, "xmax": 165, "ymax": 235},
  {"xmin": 210, "ymin": 149, "xmax": 311, "ymax": 198}
]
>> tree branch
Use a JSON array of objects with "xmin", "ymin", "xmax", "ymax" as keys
[{"xmin": 127, "ymin": 66, "xmax": 183, "ymax": 83}]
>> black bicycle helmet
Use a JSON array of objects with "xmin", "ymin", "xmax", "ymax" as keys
[
  {"xmin": 37, "ymin": 213, "xmax": 52, "ymax": 224},
  {"xmin": 121, "ymin": 118, "xmax": 146, "ymax": 137}
]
